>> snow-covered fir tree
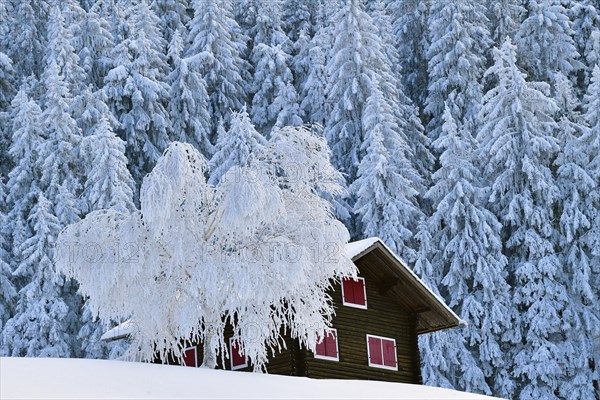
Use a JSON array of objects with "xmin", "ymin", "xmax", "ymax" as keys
[
  {"xmin": 38, "ymin": 61, "xmax": 82, "ymax": 226},
  {"xmin": 185, "ymin": 0, "xmax": 250, "ymax": 137},
  {"xmin": 569, "ymin": 0, "xmax": 600, "ymax": 88},
  {"xmin": 0, "ymin": 52, "xmax": 15, "ymax": 112},
  {"xmin": 425, "ymin": 0, "xmax": 492, "ymax": 139},
  {"xmin": 350, "ymin": 83, "xmax": 423, "ymax": 262},
  {"xmin": 488, "ymin": 0, "xmax": 525, "ymax": 44},
  {"xmin": 75, "ymin": 85, "xmax": 117, "ymax": 138},
  {"xmin": 5, "ymin": 58, "xmax": 87, "ymax": 357},
  {"xmin": 281, "ymin": 0, "xmax": 319, "ymax": 95},
  {"xmin": 44, "ymin": 6, "xmax": 87, "ymax": 96},
  {"xmin": 1, "ymin": 0, "xmax": 47, "ymax": 78},
  {"xmin": 151, "ymin": 0, "xmax": 190, "ymax": 44},
  {"xmin": 250, "ymin": 0, "xmax": 302, "ymax": 133},
  {"xmin": 325, "ymin": 0, "xmax": 392, "ymax": 182},
  {"xmin": 80, "ymin": 113, "xmax": 135, "ymax": 214},
  {"xmin": 2, "ymin": 192, "xmax": 75, "ymax": 357},
  {"xmin": 168, "ymin": 44, "xmax": 213, "ymax": 156},
  {"xmin": 515, "ymin": 0, "xmax": 583, "ymax": 83},
  {"xmin": 388, "ymin": 0, "xmax": 430, "ymax": 110},
  {"xmin": 75, "ymin": 0, "xmax": 115, "ymax": 89},
  {"xmin": 0, "ymin": 178, "xmax": 17, "ymax": 333},
  {"xmin": 425, "ymin": 105, "xmax": 513, "ymax": 395},
  {"xmin": 0, "ymin": 52, "xmax": 16, "ymax": 176},
  {"xmin": 477, "ymin": 38, "xmax": 570, "ymax": 400},
  {"xmin": 209, "ymin": 107, "xmax": 267, "ymax": 185},
  {"xmin": 300, "ymin": 42, "xmax": 328, "ymax": 127},
  {"xmin": 553, "ymin": 68, "xmax": 600, "ymax": 399},
  {"xmin": 369, "ymin": 0, "xmax": 433, "ymax": 197},
  {"xmin": 103, "ymin": 0, "xmax": 171, "ymax": 183}
]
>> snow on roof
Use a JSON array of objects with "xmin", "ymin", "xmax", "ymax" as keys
[
  {"xmin": 344, "ymin": 237, "xmax": 381, "ymax": 259},
  {"xmin": 346, "ymin": 237, "xmax": 464, "ymax": 328},
  {"xmin": 0, "ymin": 357, "xmax": 504, "ymax": 400},
  {"xmin": 100, "ymin": 320, "xmax": 135, "ymax": 342}
]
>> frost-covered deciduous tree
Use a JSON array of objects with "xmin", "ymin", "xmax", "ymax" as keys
[
  {"xmin": 186, "ymin": 0, "xmax": 250, "ymax": 137},
  {"xmin": 209, "ymin": 107, "xmax": 266, "ymax": 185},
  {"xmin": 515, "ymin": 0, "xmax": 583, "ymax": 82},
  {"xmin": 478, "ymin": 38, "xmax": 569, "ymax": 400},
  {"xmin": 425, "ymin": 105, "xmax": 513, "ymax": 395},
  {"xmin": 426, "ymin": 0, "xmax": 491, "ymax": 139},
  {"xmin": 57, "ymin": 127, "xmax": 355, "ymax": 371},
  {"xmin": 103, "ymin": 0, "xmax": 171, "ymax": 183}
]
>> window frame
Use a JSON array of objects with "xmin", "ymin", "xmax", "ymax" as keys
[
  {"xmin": 366, "ymin": 334, "xmax": 398, "ymax": 371},
  {"xmin": 341, "ymin": 276, "xmax": 368, "ymax": 309},
  {"xmin": 182, "ymin": 346, "xmax": 198, "ymax": 368},
  {"xmin": 229, "ymin": 338, "xmax": 248, "ymax": 371},
  {"xmin": 314, "ymin": 328, "xmax": 339, "ymax": 362}
]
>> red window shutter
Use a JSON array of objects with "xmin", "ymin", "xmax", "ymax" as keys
[
  {"xmin": 315, "ymin": 336, "xmax": 328, "ymax": 357},
  {"xmin": 368, "ymin": 336, "xmax": 383, "ymax": 365},
  {"xmin": 382, "ymin": 339, "xmax": 397, "ymax": 368},
  {"xmin": 183, "ymin": 347, "xmax": 197, "ymax": 367},
  {"xmin": 342, "ymin": 278, "xmax": 356, "ymax": 303},
  {"xmin": 353, "ymin": 279, "xmax": 366, "ymax": 306},
  {"xmin": 231, "ymin": 340, "xmax": 246, "ymax": 368},
  {"xmin": 325, "ymin": 331, "xmax": 337, "ymax": 358}
]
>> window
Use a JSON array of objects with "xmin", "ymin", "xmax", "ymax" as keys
[
  {"xmin": 366, "ymin": 335, "xmax": 397, "ymax": 371},
  {"xmin": 314, "ymin": 329, "xmax": 339, "ymax": 361},
  {"xmin": 342, "ymin": 277, "xmax": 367, "ymax": 309},
  {"xmin": 229, "ymin": 338, "xmax": 248, "ymax": 370},
  {"xmin": 182, "ymin": 346, "xmax": 197, "ymax": 368}
]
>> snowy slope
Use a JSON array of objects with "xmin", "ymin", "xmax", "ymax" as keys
[{"xmin": 0, "ymin": 357, "xmax": 503, "ymax": 399}]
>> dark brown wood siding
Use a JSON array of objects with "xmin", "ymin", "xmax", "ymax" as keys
[
  {"xmin": 300, "ymin": 277, "xmax": 421, "ymax": 383},
  {"xmin": 153, "ymin": 264, "xmax": 422, "ymax": 383}
]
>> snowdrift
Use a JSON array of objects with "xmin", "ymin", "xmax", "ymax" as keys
[{"xmin": 1, "ymin": 357, "xmax": 503, "ymax": 399}]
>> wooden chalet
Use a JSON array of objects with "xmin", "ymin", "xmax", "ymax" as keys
[{"xmin": 102, "ymin": 237, "xmax": 463, "ymax": 384}]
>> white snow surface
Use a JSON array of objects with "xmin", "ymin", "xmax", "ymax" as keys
[{"xmin": 0, "ymin": 357, "xmax": 503, "ymax": 399}]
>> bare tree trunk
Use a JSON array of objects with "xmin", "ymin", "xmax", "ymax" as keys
[{"xmin": 201, "ymin": 308, "xmax": 217, "ymax": 369}]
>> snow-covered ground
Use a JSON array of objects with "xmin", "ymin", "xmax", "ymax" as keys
[{"xmin": 1, "ymin": 357, "xmax": 503, "ymax": 399}]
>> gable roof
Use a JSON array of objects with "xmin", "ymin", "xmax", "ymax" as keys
[{"xmin": 346, "ymin": 237, "xmax": 464, "ymax": 334}]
